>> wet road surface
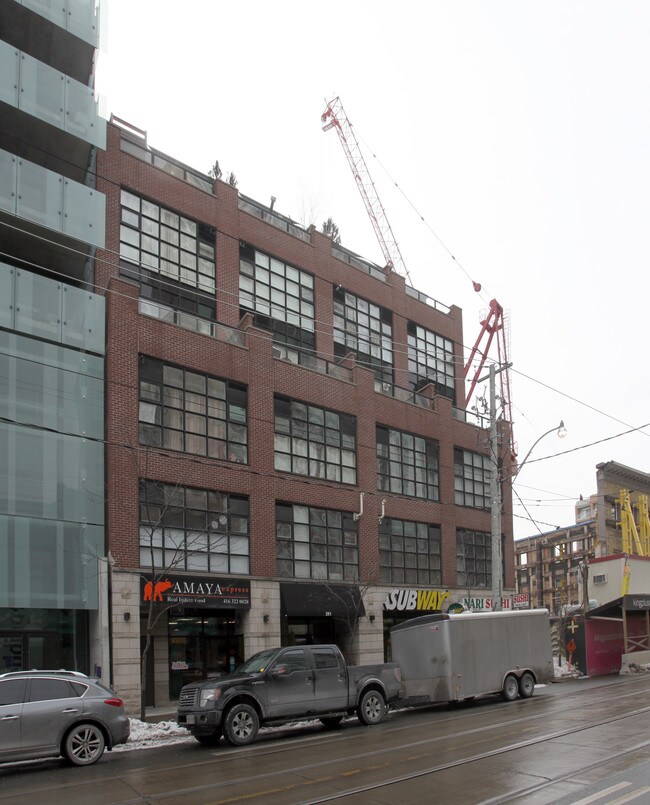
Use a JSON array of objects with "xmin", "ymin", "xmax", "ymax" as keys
[{"xmin": 1, "ymin": 673, "xmax": 650, "ymax": 804}]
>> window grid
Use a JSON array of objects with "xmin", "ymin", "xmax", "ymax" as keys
[
  {"xmin": 139, "ymin": 480, "xmax": 249, "ymax": 574},
  {"xmin": 456, "ymin": 528, "xmax": 491, "ymax": 588},
  {"xmin": 407, "ymin": 321, "xmax": 455, "ymax": 401},
  {"xmin": 138, "ymin": 356, "xmax": 248, "ymax": 463},
  {"xmin": 454, "ymin": 448, "xmax": 491, "ymax": 508},
  {"xmin": 275, "ymin": 502, "xmax": 359, "ymax": 581},
  {"xmin": 120, "ymin": 189, "xmax": 216, "ymax": 293},
  {"xmin": 239, "ymin": 243, "xmax": 315, "ymax": 355},
  {"xmin": 379, "ymin": 518, "xmax": 442, "ymax": 585},
  {"xmin": 333, "ymin": 287, "xmax": 393, "ymax": 384},
  {"xmin": 274, "ymin": 397, "xmax": 357, "ymax": 484},
  {"xmin": 376, "ymin": 425, "xmax": 439, "ymax": 500}
]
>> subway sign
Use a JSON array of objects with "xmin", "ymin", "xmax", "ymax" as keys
[{"xmin": 384, "ymin": 589, "xmax": 450, "ymax": 612}]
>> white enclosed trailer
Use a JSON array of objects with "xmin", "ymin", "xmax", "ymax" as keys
[{"xmin": 390, "ymin": 609, "xmax": 553, "ymax": 704}]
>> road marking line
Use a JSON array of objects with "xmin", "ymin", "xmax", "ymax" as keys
[
  {"xmin": 570, "ymin": 782, "xmax": 632, "ymax": 804},
  {"xmin": 607, "ymin": 785, "xmax": 650, "ymax": 805}
]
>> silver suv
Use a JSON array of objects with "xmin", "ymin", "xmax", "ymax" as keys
[{"xmin": 0, "ymin": 670, "xmax": 130, "ymax": 766}]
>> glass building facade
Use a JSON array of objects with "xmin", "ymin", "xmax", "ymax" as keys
[{"xmin": 0, "ymin": 264, "xmax": 105, "ymax": 672}]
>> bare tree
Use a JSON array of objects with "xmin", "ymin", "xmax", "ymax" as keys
[
  {"xmin": 311, "ymin": 577, "xmax": 375, "ymax": 663},
  {"xmin": 138, "ymin": 477, "xmax": 227, "ymax": 720},
  {"xmin": 227, "ymin": 171, "xmax": 238, "ymax": 188}
]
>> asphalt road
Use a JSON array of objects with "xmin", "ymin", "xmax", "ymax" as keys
[{"xmin": 1, "ymin": 673, "xmax": 650, "ymax": 805}]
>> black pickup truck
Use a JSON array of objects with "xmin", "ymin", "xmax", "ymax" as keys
[{"xmin": 177, "ymin": 644, "xmax": 402, "ymax": 746}]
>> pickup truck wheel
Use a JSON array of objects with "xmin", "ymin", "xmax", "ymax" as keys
[
  {"xmin": 501, "ymin": 674, "xmax": 519, "ymax": 702},
  {"xmin": 195, "ymin": 730, "xmax": 222, "ymax": 746},
  {"xmin": 223, "ymin": 703, "xmax": 259, "ymax": 746},
  {"xmin": 320, "ymin": 716, "xmax": 343, "ymax": 729},
  {"xmin": 518, "ymin": 672, "xmax": 535, "ymax": 699},
  {"xmin": 357, "ymin": 690, "xmax": 386, "ymax": 725}
]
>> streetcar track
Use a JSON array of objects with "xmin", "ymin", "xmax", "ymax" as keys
[{"xmin": 298, "ymin": 708, "xmax": 650, "ymax": 805}]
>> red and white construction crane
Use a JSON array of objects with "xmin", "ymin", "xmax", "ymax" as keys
[
  {"xmin": 321, "ymin": 97, "xmax": 412, "ymax": 286},
  {"xmin": 321, "ymin": 96, "xmax": 515, "ymax": 455}
]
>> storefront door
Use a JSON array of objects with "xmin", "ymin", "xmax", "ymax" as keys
[{"xmin": 168, "ymin": 611, "xmax": 243, "ymax": 700}]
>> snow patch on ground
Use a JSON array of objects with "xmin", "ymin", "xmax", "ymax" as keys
[
  {"xmin": 553, "ymin": 656, "xmax": 584, "ymax": 679},
  {"xmin": 113, "ymin": 716, "xmax": 329, "ymax": 752},
  {"xmin": 620, "ymin": 662, "xmax": 650, "ymax": 675},
  {"xmin": 112, "ymin": 719, "xmax": 192, "ymax": 752}
]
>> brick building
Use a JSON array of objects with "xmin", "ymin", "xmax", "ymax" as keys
[
  {"xmin": 97, "ymin": 118, "xmax": 515, "ymax": 711},
  {"xmin": 515, "ymin": 461, "xmax": 650, "ymax": 615}
]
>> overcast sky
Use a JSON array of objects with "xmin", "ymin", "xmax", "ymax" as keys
[{"xmin": 97, "ymin": 1, "xmax": 650, "ymax": 539}]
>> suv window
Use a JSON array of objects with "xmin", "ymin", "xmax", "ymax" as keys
[
  {"xmin": 0, "ymin": 678, "xmax": 26, "ymax": 705},
  {"xmin": 28, "ymin": 678, "xmax": 75, "ymax": 702},
  {"xmin": 313, "ymin": 649, "xmax": 339, "ymax": 669},
  {"xmin": 70, "ymin": 681, "xmax": 88, "ymax": 697}
]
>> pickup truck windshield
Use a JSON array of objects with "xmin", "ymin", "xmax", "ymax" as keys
[{"xmin": 235, "ymin": 649, "xmax": 280, "ymax": 674}]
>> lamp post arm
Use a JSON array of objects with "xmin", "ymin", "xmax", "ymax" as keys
[{"xmin": 511, "ymin": 421, "xmax": 565, "ymax": 481}]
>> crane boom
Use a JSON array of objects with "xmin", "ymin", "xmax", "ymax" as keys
[
  {"xmin": 321, "ymin": 96, "xmax": 514, "ymax": 457},
  {"xmin": 321, "ymin": 96, "xmax": 412, "ymax": 285}
]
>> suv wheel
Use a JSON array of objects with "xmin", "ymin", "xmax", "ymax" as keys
[{"xmin": 64, "ymin": 723, "xmax": 106, "ymax": 765}]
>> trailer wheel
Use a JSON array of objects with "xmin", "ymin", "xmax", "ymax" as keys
[
  {"xmin": 223, "ymin": 703, "xmax": 259, "ymax": 746},
  {"xmin": 357, "ymin": 689, "xmax": 386, "ymax": 725},
  {"xmin": 518, "ymin": 672, "xmax": 535, "ymax": 699},
  {"xmin": 501, "ymin": 674, "xmax": 519, "ymax": 702}
]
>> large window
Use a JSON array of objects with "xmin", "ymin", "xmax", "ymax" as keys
[
  {"xmin": 276, "ymin": 503, "xmax": 358, "ymax": 581},
  {"xmin": 376, "ymin": 426, "xmax": 439, "ymax": 500},
  {"xmin": 407, "ymin": 322, "xmax": 455, "ymax": 401},
  {"xmin": 120, "ymin": 189, "xmax": 216, "ymax": 318},
  {"xmin": 454, "ymin": 448, "xmax": 491, "ymax": 508},
  {"xmin": 379, "ymin": 518, "xmax": 441, "ymax": 585},
  {"xmin": 139, "ymin": 356, "xmax": 247, "ymax": 463},
  {"xmin": 456, "ymin": 528, "xmax": 491, "ymax": 588},
  {"xmin": 274, "ymin": 397, "xmax": 356, "ymax": 484},
  {"xmin": 239, "ymin": 243, "xmax": 315, "ymax": 357},
  {"xmin": 333, "ymin": 287, "xmax": 393, "ymax": 384},
  {"xmin": 139, "ymin": 481, "xmax": 249, "ymax": 574}
]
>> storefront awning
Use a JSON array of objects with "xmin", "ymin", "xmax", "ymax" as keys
[{"xmin": 280, "ymin": 583, "xmax": 365, "ymax": 619}]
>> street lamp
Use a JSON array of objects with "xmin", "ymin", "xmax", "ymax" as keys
[{"xmin": 512, "ymin": 420, "xmax": 566, "ymax": 481}]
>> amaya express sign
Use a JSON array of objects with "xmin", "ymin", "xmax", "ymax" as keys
[
  {"xmin": 384, "ymin": 589, "xmax": 450, "ymax": 612},
  {"xmin": 140, "ymin": 574, "xmax": 251, "ymax": 608}
]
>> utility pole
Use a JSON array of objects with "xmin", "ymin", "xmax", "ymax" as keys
[{"xmin": 489, "ymin": 364, "xmax": 503, "ymax": 612}]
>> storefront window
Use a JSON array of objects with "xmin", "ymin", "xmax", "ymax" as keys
[{"xmin": 0, "ymin": 609, "xmax": 89, "ymax": 673}]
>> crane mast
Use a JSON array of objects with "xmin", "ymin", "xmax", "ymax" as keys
[
  {"xmin": 464, "ymin": 299, "xmax": 515, "ymax": 458},
  {"xmin": 321, "ymin": 97, "xmax": 412, "ymax": 285}
]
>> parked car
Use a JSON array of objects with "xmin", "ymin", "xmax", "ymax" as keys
[
  {"xmin": 177, "ymin": 644, "xmax": 402, "ymax": 747},
  {"xmin": 0, "ymin": 670, "xmax": 130, "ymax": 766}
]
